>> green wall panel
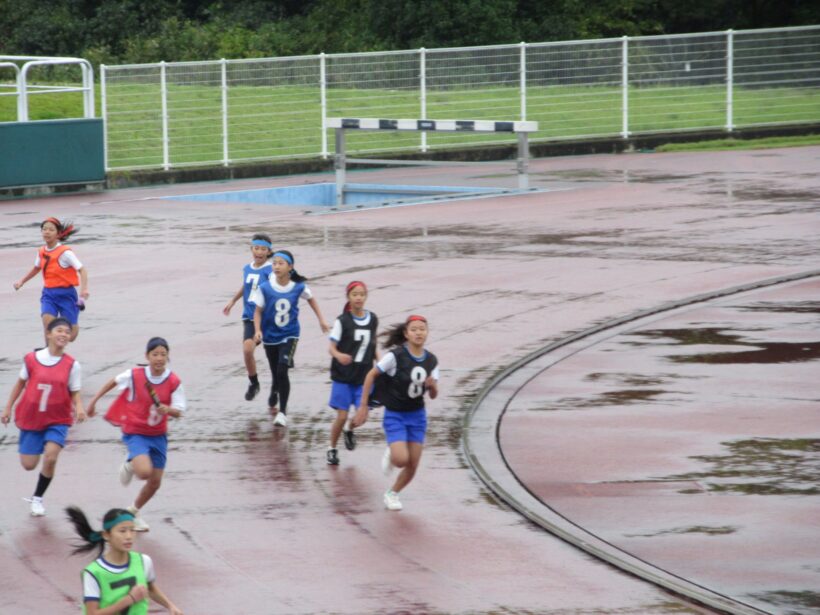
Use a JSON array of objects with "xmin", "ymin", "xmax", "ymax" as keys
[{"xmin": 0, "ymin": 119, "xmax": 104, "ymax": 188}]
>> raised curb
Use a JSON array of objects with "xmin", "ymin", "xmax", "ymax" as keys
[{"xmin": 462, "ymin": 269, "xmax": 820, "ymax": 615}]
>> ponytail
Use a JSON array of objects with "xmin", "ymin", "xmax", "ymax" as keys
[
  {"xmin": 65, "ymin": 506, "xmax": 133, "ymax": 557},
  {"xmin": 41, "ymin": 217, "xmax": 78, "ymax": 240}
]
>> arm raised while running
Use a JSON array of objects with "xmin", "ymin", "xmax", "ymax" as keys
[
  {"xmin": 1, "ymin": 379, "xmax": 26, "ymax": 425},
  {"xmin": 86, "ymin": 378, "xmax": 118, "ymax": 418},
  {"xmin": 13, "ymin": 265, "xmax": 41, "ymax": 290},
  {"xmin": 307, "ymin": 296, "xmax": 330, "ymax": 334},
  {"xmin": 351, "ymin": 366, "xmax": 380, "ymax": 428},
  {"xmin": 222, "ymin": 284, "xmax": 244, "ymax": 316}
]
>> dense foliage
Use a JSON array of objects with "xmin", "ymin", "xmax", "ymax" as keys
[{"xmin": 1, "ymin": 0, "xmax": 817, "ymax": 65}]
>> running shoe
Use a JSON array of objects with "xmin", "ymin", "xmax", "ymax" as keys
[
  {"xmin": 25, "ymin": 497, "xmax": 45, "ymax": 517},
  {"xmin": 245, "ymin": 381, "xmax": 260, "ymax": 401},
  {"xmin": 381, "ymin": 447, "xmax": 394, "ymax": 476},
  {"xmin": 326, "ymin": 448, "xmax": 339, "ymax": 465},
  {"xmin": 343, "ymin": 429, "xmax": 357, "ymax": 451},
  {"xmin": 383, "ymin": 489, "xmax": 402, "ymax": 511},
  {"xmin": 119, "ymin": 459, "xmax": 134, "ymax": 486},
  {"xmin": 273, "ymin": 412, "xmax": 288, "ymax": 427},
  {"xmin": 127, "ymin": 506, "xmax": 150, "ymax": 532}
]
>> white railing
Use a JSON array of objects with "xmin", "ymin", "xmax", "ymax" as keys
[
  {"xmin": 0, "ymin": 56, "xmax": 95, "ymax": 122},
  {"xmin": 100, "ymin": 25, "xmax": 820, "ymax": 171}
]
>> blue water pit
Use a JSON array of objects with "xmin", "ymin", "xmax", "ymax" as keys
[{"xmin": 164, "ymin": 182, "xmax": 517, "ymax": 211}]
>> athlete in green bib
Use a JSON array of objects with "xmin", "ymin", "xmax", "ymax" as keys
[{"xmin": 66, "ymin": 506, "xmax": 183, "ymax": 615}]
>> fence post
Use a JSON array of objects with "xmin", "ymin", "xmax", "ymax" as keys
[
  {"xmin": 621, "ymin": 36, "xmax": 629, "ymax": 139},
  {"xmin": 520, "ymin": 42, "xmax": 527, "ymax": 121},
  {"xmin": 221, "ymin": 58, "xmax": 229, "ymax": 166},
  {"xmin": 160, "ymin": 61, "xmax": 170, "ymax": 170},
  {"xmin": 726, "ymin": 29, "xmax": 734, "ymax": 132},
  {"xmin": 101, "ymin": 64, "xmax": 109, "ymax": 171},
  {"xmin": 420, "ymin": 47, "xmax": 427, "ymax": 152},
  {"xmin": 320, "ymin": 53, "xmax": 328, "ymax": 159}
]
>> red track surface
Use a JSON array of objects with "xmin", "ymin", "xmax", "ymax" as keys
[{"xmin": 1, "ymin": 146, "xmax": 818, "ymax": 614}]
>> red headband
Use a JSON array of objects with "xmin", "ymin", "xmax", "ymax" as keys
[
  {"xmin": 406, "ymin": 314, "xmax": 427, "ymax": 324},
  {"xmin": 346, "ymin": 280, "xmax": 367, "ymax": 294}
]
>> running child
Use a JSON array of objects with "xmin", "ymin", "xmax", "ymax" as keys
[
  {"xmin": 352, "ymin": 315, "xmax": 439, "ymax": 511},
  {"xmin": 65, "ymin": 506, "xmax": 183, "ymax": 614},
  {"xmin": 13, "ymin": 217, "xmax": 89, "ymax": 342},
  {"xmin": 326, "ymin": 281, "xmax": 378, "ymax": 465},
  {"xmin": 1, "ymin": 317, "xmax": 86, "ymax": 517},
  {"xmin": 86, "ymin": 337, "xmax": 185, "ymax": 532},
  {"xmin": 252, "ymin": 249, "xmax": 329, "ymax": 427},
  {"xmin": 222, "ymin": 233, "xmax": 274, "ymax": 401}
]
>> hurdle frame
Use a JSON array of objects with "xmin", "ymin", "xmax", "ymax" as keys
[{"xmin": 328, "ymin": 118, "xmax": 538, "ymax": 206}]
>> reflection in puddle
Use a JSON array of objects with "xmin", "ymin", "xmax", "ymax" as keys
[
  {"xmin": 625, "ymin": 525, "xmax": 738, "ymax": 538},
  {"xmin": 628, "ymin": 328, "xmax": 820, "ymax": 364},
  {"xmin": 747, "ymin": 590, "xmax": 820, "ymax": 613},
  {"xmin": 664, "ymin": 439, "xmax": 820, "ymax": 496}
]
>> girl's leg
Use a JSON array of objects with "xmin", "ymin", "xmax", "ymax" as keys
[
  {"xmin": 20, "ymin": 454, "xmax": 41, "ymax": 471},
  {"xmin": 275, "ymin": 363, "xmax": 291, "ymax": 413},
  {"xmin": 134, "ymin": 468, "xmax": 164, "ymax": 510},
  {"xmin": 391, "ymin": 442, "xmax": 423, "ymax": 493},
  {"xmin": 330, "ymin": 410, "xmax": 348, "ymax": 449},
  {"xmin": 69, "ymin": 324, "xmax": 79, "ymax": 341},
  {"xmin": 243, "ymin": 338, "xmax": 258, "ymax": 377},
  {"xmin": 40, "ymin": 313, "xmax": 54, "ymax": 344},
  {"xmin": 264, "ymin": 345, "xmax": 279, "ymax": 411}
]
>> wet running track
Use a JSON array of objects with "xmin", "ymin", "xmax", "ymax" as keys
[{"xmin": 1, "ymin": 146, "xmax": 818, "ymax": 614}]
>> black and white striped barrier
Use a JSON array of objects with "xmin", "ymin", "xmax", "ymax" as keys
[{"xmin": 329, "ymin": 117, "xmax": 538, "ymax": 204}]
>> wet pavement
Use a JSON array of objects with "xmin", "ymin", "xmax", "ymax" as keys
[{"xmin": 1, "ymin": 145, "xmax": 819, "ymax": 614}]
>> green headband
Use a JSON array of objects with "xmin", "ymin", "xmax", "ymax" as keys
[{"xmin": 103, "ymin": 512, "xmax": 135, "ymax": 530}]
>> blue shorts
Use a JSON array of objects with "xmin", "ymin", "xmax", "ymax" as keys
[
  {"xmin": 123, "ymin": 433, "xmax": 168, "ymax": 470},
  {"xmin": 19, "ymin": 424, "xmax": 69, "ymax": 455},
  {"xmin": 41, "ymin": 287, "xmax": 80, "ymax": 324},
  {"xmin": 383, "ymin": 408, "xmax": 427, "ymax": 444},
  {"xmin": 329, "ymin": 381, "xmax": 362, "ymax": 411}
]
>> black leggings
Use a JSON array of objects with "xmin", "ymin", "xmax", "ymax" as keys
[{"xmin": 264, "ymin": 344, "xmax": 293, "ymax": 413}]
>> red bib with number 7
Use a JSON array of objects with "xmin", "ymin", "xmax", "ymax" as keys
[
  {"xmin": 16, "ymin": 352, "xmax": 75, "ymax": 430},
  {"xmin": 104, "ymin": 367, "xmax": 180, "ymax": 436}
]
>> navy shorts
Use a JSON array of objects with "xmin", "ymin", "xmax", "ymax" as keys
[
  {"xmin": 242, "ymin": 320, "xmax": 256, "ymax": 341},
  {"xmin": 18, "ymin": 424, "xmax": 69, "ymax": 455},
  {"xmin": 41, "ymin": 287, "xmax": 80, "ymax": 324},
  {"xmin": 383, "ymin": 408, "xmax": 427, "ymax": 444},
  {"xmin": 264, "ymin": 339, "xmax": 297, "ymax": 368},
  {"xmin": 123, "ymin": 433, "xmax": 168, "ymax": 470}
]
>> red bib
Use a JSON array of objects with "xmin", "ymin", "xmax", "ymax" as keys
[
  {"xmin": 16, "ymin": 352, "xmax": 75, "ymax": 431},
  {"xmin": 105, "ymin": 367, "xmax": 180, "ymax": 436}
]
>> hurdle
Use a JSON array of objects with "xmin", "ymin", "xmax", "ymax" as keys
[{"xmin": 328, "ymin": 118, "xmax": 538, "ymax": 207}]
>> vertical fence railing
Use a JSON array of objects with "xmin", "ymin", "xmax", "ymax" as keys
[{"xmin": 98, "ymin": 26, "xmax": 820, "ymax": 171}]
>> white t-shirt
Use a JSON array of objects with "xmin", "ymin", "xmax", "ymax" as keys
[
  {"xmin": 82, "ymin": 553, "xmax": 156, "ymax": 602},
  {"xmin": 250, "ymin": 279, "xmax": 313, "ymax": 308},
  {"xmin": 19, "ymin": 348, "xmax": 82, "ymax": 391},
  {"xmin": 329, "ymin": 311, "xmax": 372, "ymax": 342},
  {"xmin": 34, "ymin": 243, "xmax": 83, "ymax": 270},
  {"xmin": 114, "ymin": 366, "xmax": 186, "ymax": 412},
  {"xmin": 376, "ymin": 349, "xmax": 440, "ymax": 380}
]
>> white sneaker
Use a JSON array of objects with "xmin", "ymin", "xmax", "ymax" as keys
[
  {"xmin": 383, "ymin": 490, "xmax": 402, "ymax": 511},
  {"xmin": 25, "ymin": 497, "xmax": 46, "ymax": 517},
  {"xmin": 273, "ymin": 412, "xmax": 288, "ymax": 427},
  {"xmin": 381, "ymin": 447, "xmax": 394, "ymax": 476},
  {"xmin": 127, "ymin": 506, "xmax": 150, "ymax": 532},
  {"xmin": 119, "ymin": 459, "xmax": 134, "ymax": 486}
]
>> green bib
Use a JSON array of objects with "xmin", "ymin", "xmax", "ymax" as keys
[{"xmin": 82, "ymin": 551, "xmax": 148, "ymax": 614}]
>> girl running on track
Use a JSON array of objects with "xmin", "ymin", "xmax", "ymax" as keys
[
  {"xmin": 222, "ymin": 233, "xmax": 274, "ymax": 401},
  {"xmin": 1, "ymin": 317, "xmax": 86, "ymax": 517},
  {"xmin": 352, "ymin": 315, "xmax": 439, "ymax": 511},
  {"xmin": 252, "ymin": 249, "xmax": 329, "ymax": 427},
  {"xmin": 13, "ymin": 217, "xmax": 89, "ymax": 342},
  {"xmin": 326, "ymin": 281, "xmax": 378, "ymax": 465},
  {"xmin": 66, "ymin": 506, "xmax": 183, "ymax": 615},
  {"xmin": 86, "ymin": 337, "xmax": 186, "ymax": 532}
]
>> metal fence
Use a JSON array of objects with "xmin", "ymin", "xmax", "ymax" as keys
[{"xmin": 100, "ymin": 25, "xmax": 820, "ymax": 171}]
